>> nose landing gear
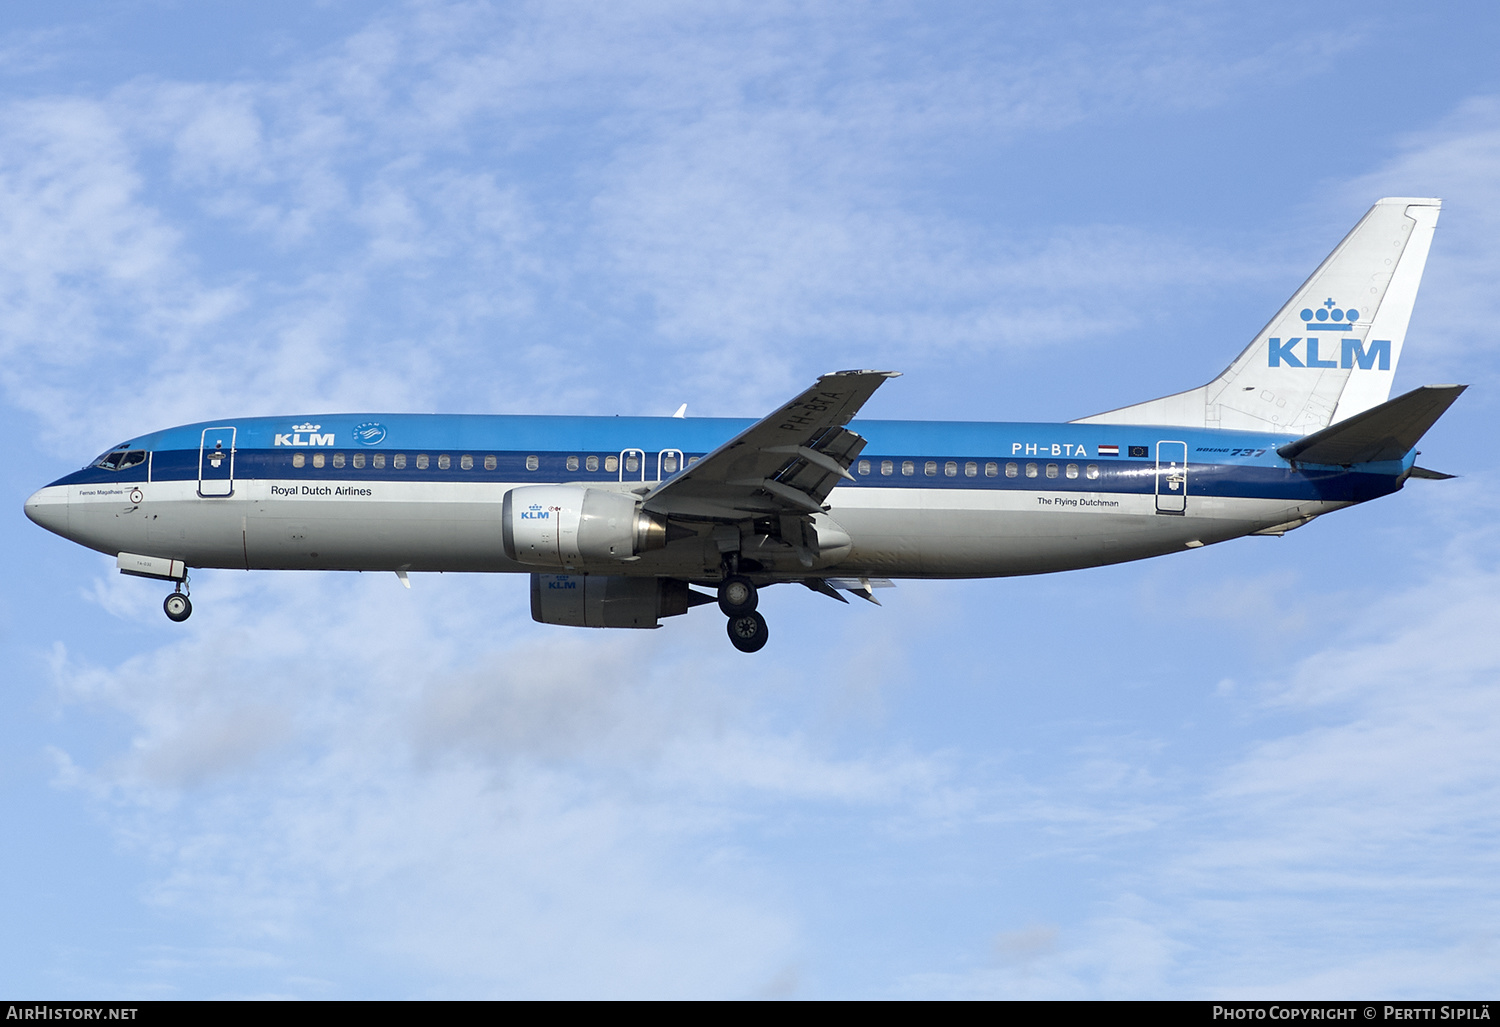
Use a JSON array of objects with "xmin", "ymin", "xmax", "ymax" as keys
[{"xmin": 163, "ymin": 579, "xmax": 192, "ymax": 622}]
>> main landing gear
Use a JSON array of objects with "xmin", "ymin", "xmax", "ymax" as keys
[
  {"xmin": 719, "ymin": 572, "xmax": 767, "ymax": 653},
  {"xmin": 163, "ymin": 579, "xmax": 192, "ymax": 622}
]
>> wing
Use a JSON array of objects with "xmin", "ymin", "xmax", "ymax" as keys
[{"xmin": 643, "ymin": 369, "xmax": 899, "ymax": 521}]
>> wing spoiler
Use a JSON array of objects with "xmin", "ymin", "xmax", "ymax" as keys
[{"xmin": 643, "ymin": 370, "xmax": 900, "ymax": 520}]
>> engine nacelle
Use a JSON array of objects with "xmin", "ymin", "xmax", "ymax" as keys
[
  {"xmin": 531, "ymin": 574, "xmax": 700, "ymax": 629},
  {"xmin": 502, "ymin": 485, "xmax": 667, "ymax": 569}
]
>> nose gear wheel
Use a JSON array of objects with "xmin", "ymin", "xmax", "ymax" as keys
[{"xmin": 164, "ymin": 593, "xmax": 192, "ymax": 622}]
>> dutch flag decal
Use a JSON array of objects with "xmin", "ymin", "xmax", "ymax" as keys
[{"xmin": 1097, "ymin": 444, "xmax": 1119, "ymax": 456}]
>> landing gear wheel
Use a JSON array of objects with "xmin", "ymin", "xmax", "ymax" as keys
[
  {"xmin": 164, "ymin": 593, "xmax": 192, "ymax": 622},
  {"xmin": 718, "ymin": 575, "xmax": 758, "ymax": 617},
  {"xmin": 726, "ymin": 610, "xmax": 769, "ymax": 653}
]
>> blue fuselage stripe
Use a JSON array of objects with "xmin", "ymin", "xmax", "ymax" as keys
[{"xmin": 51, "ymin": 447, "xmax": 1403, "ymax": 504}]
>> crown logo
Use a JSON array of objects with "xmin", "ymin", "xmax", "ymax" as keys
[
  {"xmin": 292, "ymin": 422, "xmax": 321, "ymax": 432},
  {"xmin": 1299, "ymin": 298, "xmax": 1362, "ymax": 331}
]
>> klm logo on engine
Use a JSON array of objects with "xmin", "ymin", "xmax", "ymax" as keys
[
  {"xmin": 521, "ymin": 503, "xmax": 550, "ymax": 520},
  {"xmin": 274, "ymin": 423, "xmax": 336, "ymax": 447},
  {"xmin": 1268, "ymin": 298, "xmax": 1391, "ymax": 370}
]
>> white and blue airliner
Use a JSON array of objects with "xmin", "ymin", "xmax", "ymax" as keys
[{"xmin": 25, "ymin": 198, "xmax": 1463, "ymax": 651}]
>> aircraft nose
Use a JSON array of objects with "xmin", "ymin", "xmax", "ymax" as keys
[{"xmin": 24, "ymin": 486, "xmax": 69, "ymax": 537}]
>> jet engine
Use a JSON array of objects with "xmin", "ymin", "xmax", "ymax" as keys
[
  {"xmin": 502, "ymin": 485, "xmax": 667, "ymax": 569},
  {"xmin": 531, "ymin": 574, "xmax": 704, "ymax": 628}
]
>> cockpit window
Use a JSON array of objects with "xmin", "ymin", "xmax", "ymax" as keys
[{"xmin": 93, "ymin": 448, "xmax": 146, "ymax": 471}]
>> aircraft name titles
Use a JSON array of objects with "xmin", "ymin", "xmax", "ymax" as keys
[
  {"xmin": 1035, "ymin": 496, "xmax": 1120, "ymax": 509},
  {"xmin": 270, "ymin": 485, "xmax": 373, "ymax": 497}
]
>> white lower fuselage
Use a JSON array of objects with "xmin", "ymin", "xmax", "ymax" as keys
[{"xmin": 28, "ymin": 476, "xmax": 1350, "ymax": 582}]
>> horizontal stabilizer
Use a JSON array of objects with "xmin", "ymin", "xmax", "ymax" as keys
[
  {"xmin": 1407, "ymin": 465, "xmax": 1456, "ymax": 480},
  {"xmin": 1278, "ymin": 384, "xmax": 1466, "ymax": 465}
]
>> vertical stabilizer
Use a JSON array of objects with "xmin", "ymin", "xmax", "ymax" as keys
[{"xmin": 1074, "ymin": 198, "xmax": 1441, "ymax": 433}]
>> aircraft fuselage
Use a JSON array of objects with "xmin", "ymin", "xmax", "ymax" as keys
[{"xmin": 25, "ymin": 412, "xmax": 1398, "ymax": 582}]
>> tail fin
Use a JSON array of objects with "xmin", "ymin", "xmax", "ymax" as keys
[
  {"xmin": 1075, "ymin": 198, "xmax": 1441, "ymax": 433},
  {"xmin": 1276, "ymin": 384, "xmax": 1465, "ymax": 465}
]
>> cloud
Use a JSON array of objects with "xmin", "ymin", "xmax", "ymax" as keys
[
  {"xmin": 11, "ymin": 0, "xmax": 1500, "ymax": 1000},
  {"xmin": 44, "ymin": 567, "xmax": 976, "ymax": 995},
  {"xmin": 1340, "ymin": 96, "xmax": 1500, "ymax": 386},
  {"xmin": 0, "ymin": 0, "xmax": 1356, "ymax": 453}
]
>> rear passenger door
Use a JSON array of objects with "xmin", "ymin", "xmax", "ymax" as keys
[{"xmin": 1155, "ymin": 441, "xmax": 1187, "ymax": 515}]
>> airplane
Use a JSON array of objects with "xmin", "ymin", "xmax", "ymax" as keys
[{"xmin": 24, "ymin": 197, "xmax": 1464, "ymax": 653}]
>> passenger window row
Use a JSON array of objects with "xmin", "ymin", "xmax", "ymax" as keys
[
  {"xmin": 285, "ymin": 452, "xmax": 698, "ymax": 473},
  {"xmin": 853, "ymin": 458, "xmax": 1101, "ymax": 481}
]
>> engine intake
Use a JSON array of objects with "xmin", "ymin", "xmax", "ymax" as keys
[{"xmin": 502, "ymin": 485, "xmax": 667, "ymax": 569}]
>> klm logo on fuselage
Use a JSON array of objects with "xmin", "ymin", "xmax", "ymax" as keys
[
  {"xmin": 274, "ymin": 423, "xmax": 336, "ymax": 447},
  {"xmin": 1268, "ymin": 297, "xmax": 1390, "ymax": 370}
]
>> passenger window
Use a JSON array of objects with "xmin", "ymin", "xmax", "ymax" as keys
[
  {"xmin": 1046, "ymin": 463, "xmax": 1058, "ymax": 478},
  {"xmin": 881, "ymin": 460, "xmax": 894, "ymax": 476},
  {"xmin": 662, "ymin": 454, "xmax": 678, "ymax": 473},
  {"xmin": 901, "ymin": 460, "xmax": 915, "ymax": 476},
  {"xmin": 461, "ymin": 454, "xmax": 474, "ymax": 470},
  {"xmin": 965, "ymin": 461, "xmax": 977, "ymax": 477},
  {"xmin": 313, "ymin": 453, "xmax": 326, "ymax": 469},
  {"xmin": 924, "ymin": 461, "xmax": 937, "ymax": 476},
  {"xmin": 566, "ymin": 456, "xmax": 579, "ymax": 472},
  {"xmin": 687, "ymin": 456, "xmax": 699, "ymax": 466},
  {"xmin": 438, "ymin": 455, "xmax": 451, "ymax": 470},
  {"xmin": 585, "ymin": 455, "xmax": 598, "ymax": 471},
  {"xmin": 1005, "ymin": 462, "xmax": 1017, "ymax": 478},
  {"xmin": 1085, "ymin": 464, "xmax": 1100, "ymax": 480},
  {"xmin": 625, "ymin": 454, "xmax": 639, "ymax": 473},
  {"xmin": 484, "ymin": 455, "xmax": 497, "ymax": 471},
  {"xmin": 372, "ymin": 453, "xmax": 385, "ymax": 469},
  {"xmin": 1065, "ymin": 463, "xmax": 1078, "ymax": 479},
  {"xmin": 526, "ymin": 455, "xmax": 539, "ymax": 471},
  {"xmin": 605, "ymin": 455, "xmax": 619, "ymax": 473},
  {"xmin": 332, "ymin": 452, "xmax": 346, "ymax": 469},
  {"xmin": 393, "ymin": 453, "xmax": 406, "ymax": 470},
  {"xmin": 986, "ymin": 462, "xmax": 1000, "ymax": 477},
  {"xmin": 292, "ymin": 453, "xmax": 306, "ymax": 469},
  {"xmin": 1025, "ymin": 462, "xmax": 1038, "ymax": 478},
  {"xmin": 353, "ymin": 453, "xmax": 365, "ymax": 469},
  {"xmin": 944, "ymin": 461, "xmax": 957, "ymax": 477},
  {"xmin": 416, "ymin": 454, "xmax": 429, "ymax": 470},
  {"xmin": 858, "ymin": 460, "xmax": 870, "ymax": 475}
]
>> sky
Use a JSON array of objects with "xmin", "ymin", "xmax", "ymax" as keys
[{"xmin": 3, "ymin": 0, "xmax": 1500, "ymax": 999}]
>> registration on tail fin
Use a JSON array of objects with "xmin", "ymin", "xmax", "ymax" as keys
[{"xmin": 1075, "ymin": 198, "xmax": 1442, "ymax": 433}]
